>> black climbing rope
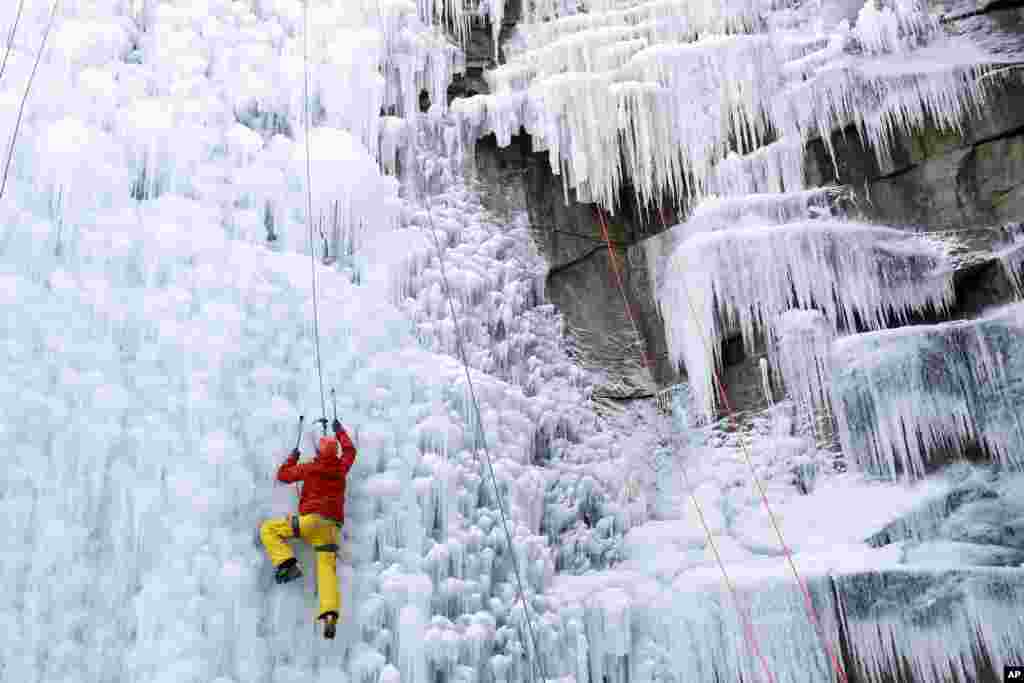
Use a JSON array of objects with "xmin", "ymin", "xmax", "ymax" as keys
[
  {"xmin": 1, "ymin": 0, "xmax": 58, "ymax": 202},
  {"xmin": 423, "ymin": 197, "xmax": 548, "ymax": 683},
  {"xmin": 301, "ymin": 0, "xmax": 327, "ymax": 431},
  {"xmin": 0, "ymin": 0, "xmax": 26, "ymax": 83}
]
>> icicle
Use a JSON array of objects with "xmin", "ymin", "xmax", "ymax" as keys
[
  {"xmin": 773, "ymin": 309, "xmax": 836, "ymax": 420},
  {"xmin": 659, "ymin": 219, "xmax": 954, "ymax": 418},
  {"xmin": 831, "ymin": 302, "xmax": 1024, "ymax": 478},
  {"xmin": 759, "ymin": 358, "xmax": 774, "ymax": 407},
  {"xmin": 456, "ymin": 0, "xmax": 992, "ymax": 213},
  {"xmin": 996, "ymin": 237, "xmax": 1024, "ymax": 298}
]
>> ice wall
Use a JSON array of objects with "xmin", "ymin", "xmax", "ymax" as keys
[
  {"xmin": 0, "ymin": 4, "xmax": 670, "ymax": 683},
  {"xmin": 544, "ymin": 551, "xmax": 1024, "ymax": 683},
  {"xmin": 6, "ymin": 2, "xmax": 1024, "ymax": 683}
]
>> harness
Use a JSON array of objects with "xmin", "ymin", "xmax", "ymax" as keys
[{"xmin": 291, "ymin": 514, "xmax": 342, "ymax": 557}]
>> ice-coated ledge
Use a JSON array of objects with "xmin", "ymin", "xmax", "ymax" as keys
[
  {"xmin": 657, "ymin": 216, "xmax": 954, "ymax": 419},
  {"xmin": 543, "ymin": 542, "xmax": 1024, "ymax": 683}
]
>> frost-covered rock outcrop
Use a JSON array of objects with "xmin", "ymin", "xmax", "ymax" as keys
[{"xmin": 450, "ymin": 0, "xmax": 1024, "ymax": 680}]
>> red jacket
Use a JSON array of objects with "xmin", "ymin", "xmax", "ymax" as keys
[{"xmin": 277, "ymin": 428, "xmax": 357, "ymax": 523}]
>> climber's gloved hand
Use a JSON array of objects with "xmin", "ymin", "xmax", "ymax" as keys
[
  {"xmin": 289, "ymin": 448, "xmax": 300, "ymax": 459},
  {"xmin": 332, "ymin": 418, "xmax": 342, "ymax": 433}
]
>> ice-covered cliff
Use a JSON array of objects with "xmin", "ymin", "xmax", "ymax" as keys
[{"xmin": 3, "ymin": 1, "xmax": 1024, "ymax": 683}]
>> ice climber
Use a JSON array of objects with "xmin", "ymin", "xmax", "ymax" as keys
[{"xmin": 259, "ymin": 418, "xmax": 356, "ymax": 640}]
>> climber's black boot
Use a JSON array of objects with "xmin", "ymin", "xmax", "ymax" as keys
[
  {"xmin": 274, "ymin": 558, "xmax": 303, "ymax": 585},
  {"xmin": 319, "ymin": 611, "xmax": 339, "ymax": 640}
]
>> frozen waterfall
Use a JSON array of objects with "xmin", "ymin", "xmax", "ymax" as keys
[{"xmin": 3, "ymin": 1, "xmax": 1024, "ymax": 683}]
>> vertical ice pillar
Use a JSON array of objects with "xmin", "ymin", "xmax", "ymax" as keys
[
  {"xmin": 583, "ymin": 589, "xmax": 632, "ymax": 683},
  {"xmin": 398, "ymin": 605, "xmax": 427, "ymax": 683},
  {"xmin": 774, "ymin": 309, "xmax": 835, "ymax": 429}
]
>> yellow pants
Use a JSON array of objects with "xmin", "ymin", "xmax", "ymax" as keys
[{"xmin": 259, "ymin": 513, "xmax": 340, "ymax": 620}]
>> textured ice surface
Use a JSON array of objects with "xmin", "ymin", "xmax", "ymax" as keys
[
  {"xmin": 0, "ymin": 6, "xmax": 659, "ymax": 681},
  {"xmin": 3, "ymin": 1, "xmax": 1023, "ymax": 682},
  {"xmin": 831, "ymin": 303, "xmax": 1024, "ymax": 479},
  {"xmin": 658, "ymin": 216, "xmax": 954, "ymax": 418},
  {"xmin": 773, "ymin": 309, "xmax": 836, "ymax": 423},
  {"xmin": 0, "ymin": 2, "xmax": 565, "ymax": 682}
]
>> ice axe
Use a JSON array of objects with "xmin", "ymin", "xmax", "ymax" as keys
[
  {"xmin": 293, "ymin": 415, "xmax": 305, "ymax": 502},
  {"xmin": 331, "ymin": 388, "xmax": 338, "ymax": 423},
  {"xmin": 294, "ymin": 415, "xmax": 305, "ymax": 451}
]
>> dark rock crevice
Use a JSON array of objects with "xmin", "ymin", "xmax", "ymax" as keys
[
  {"xmin": 590, "ymin": 391, "xmax": 657, "ymax": 402},
  {"xmin": 547, "ymin": 228, "xmax": 628, "ymax": 246},
  {"xmin": 546, "ymin": 245, "xmax": 610, "ymax": 278},
  {"xmin": 940, "ymin": 0, "xmax": 1024, "ymax": 22}
]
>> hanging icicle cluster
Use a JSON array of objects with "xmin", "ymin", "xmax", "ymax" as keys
[{"xmin": 453, "ymin": 0, "xmax": 1002, "ymax": 213}]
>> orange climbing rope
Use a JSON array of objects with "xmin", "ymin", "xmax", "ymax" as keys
[
  {"xmin": 650, "ymin": 204, "xmax": 849, "ymax": 683},
  {"xmin": 594, "ymin": 207, "xmax": 777, "ymax": 683}
]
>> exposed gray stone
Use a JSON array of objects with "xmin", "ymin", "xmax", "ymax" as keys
[
  {"xmin": 804, "ymin": 75, "xmax": 1024, "ymax": 231},
  {"xmin": 625, "ymin": 241, "xmax": 679, "ymax": 387},
  {"xmin": 469, "ymin": 136, "xmax": 666, "ymax": 396},
  {"xmin": 860, "ymin": 128, "xmax": 1024, "ymax": 230},
  {"xmin": 546, "ymin": 247, "xmax": 656, "ymax": 398},
  {"xmin": 457, "ymin": 5, "xmax": 1024, "ymax": 674},
  {"xmin": 522, "ymin": 157, "xmax": 621, "ymax": 270},
  {"xmin": 521, "ymin": 155, "xmax": 682, "ymax": 394},
  {"xmin": 947, "ymin": 7, "xmax": 1024, "ymax": 60},
  {"xmin": 936, "ymin": 0, "xmax": 1024, "ymax": 61},
  {"xmin": 934, "ymin": 0, "xmax": 1024, "ymax": 20},
  {"xmin": 950, "ymin": 253, "xmax": 1019, "ymax": 317}
]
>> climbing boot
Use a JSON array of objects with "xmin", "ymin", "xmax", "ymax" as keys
[
  {"xmin": 274, "ymin": 558, "xmax": 303, "ymax": 585},
  {"xmin": 320, "ymin": 611, "xmax": 339, "ymax": 640}
]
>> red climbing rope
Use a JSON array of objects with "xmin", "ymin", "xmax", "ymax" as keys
[
  {"xmin": 595, "ymin": 211, "xmax": 651, "ymax": 369},
  {"xmin": 595, "ymin": 207, "xmax": 778, "ymax": 683},
  {"xmin": 651, "ymin": 204, "xmax": 849, "ymax": 683}
]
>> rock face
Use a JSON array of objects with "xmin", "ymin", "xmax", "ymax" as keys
[
  {"xmin": 469, "ymin": 137, "xmax": 649, "ymax": 399},
  {"xmin": 471, "ymin": 134, "xmax": 676, "ymax": 397},
  {"xmin": 804, "ymin": 77, "xmax": 1024, "ymax": 232},
  {"xmin": 801, "ymin": 2, "xmax": 1024, "ymax": 245}
]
